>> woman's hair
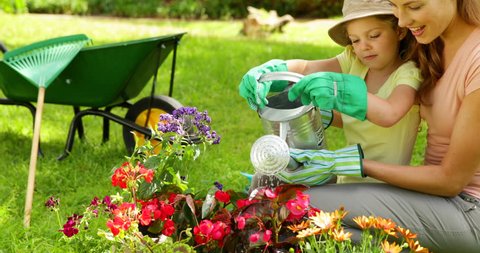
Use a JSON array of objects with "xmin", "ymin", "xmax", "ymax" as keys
[{"xmin": 409, "ymin": 0, "xmax": 480, "ymax": 104}]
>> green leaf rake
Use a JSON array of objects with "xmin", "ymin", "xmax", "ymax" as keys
[{"xmin": 3, "ymin": 34, "xmax": 90, "ymax": 227}]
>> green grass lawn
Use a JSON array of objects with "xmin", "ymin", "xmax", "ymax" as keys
[{"xmin": 0, "ymin": 13, "xmax": 426, "ymax": 252}]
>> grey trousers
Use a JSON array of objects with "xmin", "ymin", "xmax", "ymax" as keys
[{"xmin": 305, "ymin": 183, "xmax": 480, "ymax": 253}]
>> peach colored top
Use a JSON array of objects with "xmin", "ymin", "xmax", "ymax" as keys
[{"xmin": 420, "ymin": 28, "xmax": 480, "ymax": 198}]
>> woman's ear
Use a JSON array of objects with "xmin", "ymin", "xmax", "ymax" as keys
[{"xmin": 397, "ymin": 27, "xmax": 407, "ymax": 40}]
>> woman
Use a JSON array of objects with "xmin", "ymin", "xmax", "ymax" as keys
[{"xmin": 296, "ymin": 0, "xmax": 480, "ymax": 252}]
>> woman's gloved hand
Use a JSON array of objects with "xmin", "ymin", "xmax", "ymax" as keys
[
  {"xmin": 276, "ymin": 144, "xmax": 365, "ymax": 186},
  {"xmin": 238, "ymin": 59, "xmax": 289, "ymax": 110},
  {"xmin": 288, "ymin": 72, "xmax": 368, "ymax": 121}
]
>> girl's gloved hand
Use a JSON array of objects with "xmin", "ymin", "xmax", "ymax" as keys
[
  {"xmin": 288, "ymin": 72, "xmax": 368, "ymax": 121},
  {"xmin": 238, "ymin": 59, "xmax": 289, "ymax": 110}
]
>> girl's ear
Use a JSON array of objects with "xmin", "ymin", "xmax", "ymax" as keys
[{"xmin": 397, "ymin": 27, "xmax": 407, "ymax": 40}]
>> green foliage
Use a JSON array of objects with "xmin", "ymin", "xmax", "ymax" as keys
[
  {"xmin": 26, "ymin": 0, "xmax": 88, "ymax": 15},
  {"xmin": 0, "ymin": 0, "xmax": 27, "ymax": 13},
  {"xmin": 15, "ymin": 0, "xmax": 342, "ymax": 19}
]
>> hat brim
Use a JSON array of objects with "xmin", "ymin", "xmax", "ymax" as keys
[{"xmin": 328, "ymin": 11, "xmax": 394, "ymax": 47}]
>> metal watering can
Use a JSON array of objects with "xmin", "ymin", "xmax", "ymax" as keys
[
  {"xmin": 258, "ymin": 71, "xmax": 327, "ymax": 150},
  {"xmin": 249, "ymin": 71, "xmax": 327, "ymax": 179}
]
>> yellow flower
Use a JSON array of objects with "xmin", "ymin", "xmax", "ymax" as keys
[
  {"xmin": 287, "ymin": 220, "xmax": 310, "ymax": 232},
  {"xmin": 330, "ymin": 227, "xmax": 352, "ymax": 242},
  {"xmin": 352, "ymin": 215, "xmax": 375, "ymax": 229},
  {"xmin": 309, "ymin": 210, "xmax": 335, "ymax": 230},
  {"xmin": 296, "ymin": 227, "xmax": 322, "ymax": 238},
  {"xmin": 381, "ymin": 240, "xmax": 403, "ymax": 253}
]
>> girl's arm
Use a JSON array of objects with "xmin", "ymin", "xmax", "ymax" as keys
[
  {"xmin": 364, "ymin": 89, "xmax": 480, "ymax": 196},
  {"xmin": 288, "ymin": 58, "xmax": 417, "ymax": 127},
  {"xmin": 366, "ymin": 85, "xmax": 417, "ymax": 127},
  {"xmin": 287, "ymin": 58, "xmax": 342, "ymax": 75}
]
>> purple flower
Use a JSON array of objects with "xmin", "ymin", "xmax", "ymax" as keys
[
  {"xmin": 157, "ymin": 107, "xmax": 221, "ymax": 145},
  {"xmin": 214, "ymin": 181, "xmax": 223, "ymax": 190},
  {"xmin": 59, "ymin": 214, "xmax": 83, "ymax": 237},
  {"xmin": 102, "ymin": 195, "xmax": 117, "ymax": 210},
  {"xmin": 45, "ymin": 196, "xmax": 60, "ymax": 210},
  {"xmin": 90, "ymin": 196, "xmax": 100, "ymax": 207}
]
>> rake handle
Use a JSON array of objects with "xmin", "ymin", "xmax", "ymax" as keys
[{"xmin": 24, "ymin": 87, "xmax": 45, "ymax": 228}]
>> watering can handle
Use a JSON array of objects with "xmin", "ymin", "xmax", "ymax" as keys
[{"xmin": 258, "ymin": 71, "xmax": 305, "ymax": 84}]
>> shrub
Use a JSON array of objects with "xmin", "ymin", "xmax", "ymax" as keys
[
  {"xmin": 15, "ymin": 0, "xmax": 342, "ymax": 19},
  {"xmin": 0, "ymin": 0, "xmax": 27, "ymax": 13}
]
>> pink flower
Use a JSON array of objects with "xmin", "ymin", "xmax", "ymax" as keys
[
  {"xmin": 263, "ymin": 229, "xmax": 272, "ymax": 242},
  {"xmin": 211, "ymin": 221, "xmax": 230, "ymax": 241},
  {"xmin": 249, "ymin": 232, "xmax": 260, "ymax": 243},
  {"xmin": 236, "ymin": 216, "xmax": 246, "ymax": 230},
  {"xmin": 265, "ymin": 188, "xmax": 278, "ymax": 199}
]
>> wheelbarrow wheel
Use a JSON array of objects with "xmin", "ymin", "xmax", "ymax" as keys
[{"xmin": 123, "ymin": 95, "xmax": 183, "ymax": 154}]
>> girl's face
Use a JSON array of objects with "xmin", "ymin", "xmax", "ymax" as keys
[
  {"xmin": 346, "ymin": 16, "xmax": 403, "ymax": 71},
  {"xmin": 388, "ymin": 0, "xmax": 457, "ymax": 44}
]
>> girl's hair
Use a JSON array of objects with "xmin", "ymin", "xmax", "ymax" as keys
[{"xmin": 408, "ymin": 0, "xmax": 480, "ymax": 104}]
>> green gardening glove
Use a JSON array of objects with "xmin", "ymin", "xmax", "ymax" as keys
[
  {"xmin": 276, "ymin": 144, "xmax": 365, "ymax": 186},
  {"xmin": 288, "ymin": 72, "xmax": 368, "ymax": 121},
  {"xmin": 239, "ymin": 59, "xmax": 289, "ymax": 110}
]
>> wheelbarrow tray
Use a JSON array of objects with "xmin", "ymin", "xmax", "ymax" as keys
[{"xmin": 0, "ymin": 33, "xmax": 185, "ymax": 108}]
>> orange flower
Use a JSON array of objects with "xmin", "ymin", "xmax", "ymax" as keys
[
  {"xmin": 381, "ymin": 240, "xmax": 403, "ymax": 253},
  {"xmin": 352, "ymin": 215, "xmax": 375, "ymax": 229},
  {"xmin": 397, "ymin": 226, "xmax": 417, "ymax": 240},
  {"xmin": 330, "ymin": 227, "xmax": 352, "ymax": 242},
  {"xmin": 296, "ymin": 227, "xmax": 322, "ymax": 238},
  {"xmin": 408, "ymin": 239, "xmax": 430, "ymax": 253},
  {"xmin": 287, "ymin": 220, "xmax": 310, "ymax": 232},
  {"xmin": 374, "ymin": 217, "xmax": 397, "ymax": 237},
  {"xmin": 331, "ymin": 207, "xmax": 348, "ymax": 222}
]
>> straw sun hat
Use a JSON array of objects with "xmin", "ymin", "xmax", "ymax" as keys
[{"xmin": 328, "ymin": 0, "xmax": 395, "ymax": 46}]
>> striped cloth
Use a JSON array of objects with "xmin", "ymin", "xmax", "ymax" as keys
[
  {"xmin": 276, "ymin": 144, "xmax": 364, "ymax": 186},
  {"xmin": 320, "ymin": 109, "xmax": 333, "ymax": 129}
]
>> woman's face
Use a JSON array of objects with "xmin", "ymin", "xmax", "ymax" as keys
[
  {"xmin": 346, "ymin": 16, "xmax": 402, "ymax": 71},
  {"xmin": 388, "ymin": 0, "xmax": 457, "ymax": 44}
]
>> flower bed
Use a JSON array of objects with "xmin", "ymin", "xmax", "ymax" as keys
[{"xmin": 47, "ymin": 107, "xmax": 430, "ymax": 253}]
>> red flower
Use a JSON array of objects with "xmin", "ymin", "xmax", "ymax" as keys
[
  {"xmin": 162, "ymin": 219, "xmax": 176, "ymax": 236},
  {"xmin": 138, "ymin": 164, "xmax": 154, "ymax": 183},
  {"xmin": 168, "ymin": 193, "xmax": 177, "ymax": 203},
  {"xmin": 106, "ymin": 203, "xmax": 135, "ymax": 236},
  {"xmin": 111, "ymin": 166, "xmax": 129, "ymax": 188},
  {"xmin": 194, "ymin": 220, "xmax": 214, "ymax": 245},
  {"xmin": 236, "ymin": 198, "xmax": 257, "ymax": 208},
  {"xmin": 214, "ymin": 190, "xmax": 230, "ymax": 203}
]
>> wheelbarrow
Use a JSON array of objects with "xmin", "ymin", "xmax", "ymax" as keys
[{"xmin": 0, "ymin": 33, "xmax": 186, "ymax": 159}]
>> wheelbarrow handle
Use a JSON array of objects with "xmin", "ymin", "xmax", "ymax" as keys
[{"xmin": 0, "ymin": 41, "xmax": 8, "ymax": 53}]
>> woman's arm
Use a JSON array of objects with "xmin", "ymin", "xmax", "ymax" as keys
[
  {"xmin": 364, "ymin": 89, "xmax": 480, "ymax": 197},
  {"xmin": 366, "ymin": 85, "xmax": 417, "ymax": 127}
]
